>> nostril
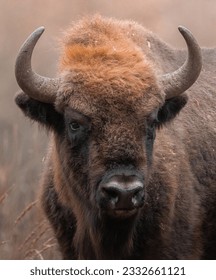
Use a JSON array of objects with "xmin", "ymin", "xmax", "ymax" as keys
[
  {"xmin": 102, "ymin": 187, "xmax": 119, "ymax": 205},
  {"xmin": 131, "ymin": 187, "xmax": 144, "ymax": 206}
]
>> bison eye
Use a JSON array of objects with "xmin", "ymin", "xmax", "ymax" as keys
[
  {"xmin": 67, "ymin": 120, "xmax": 89, "ymax": 147},
  {"xmin": 70, "ymin": 122, "xmax": 81, "ymax": 131},
  {"xmin": 64, "ymin": 109, "xmax": 91, "ymax": 147},
  {"xmin": 146, "ymin": 109, "xmax": 159, "ymax": 129}
]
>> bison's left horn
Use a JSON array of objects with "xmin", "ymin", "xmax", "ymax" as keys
[
  {"xmin": 160, "ymin": 26, "xmax": 202, "ymax": 99},
  {"xmin": 15, "ymin": 27, "xmax": 59, "ymax": 103}
]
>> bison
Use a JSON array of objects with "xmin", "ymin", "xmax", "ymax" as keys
[{"xmin": 15, "ymin": 16, "xmax": 216, "ymax": 259}]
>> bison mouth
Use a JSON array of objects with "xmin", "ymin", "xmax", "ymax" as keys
[{"xmin": 108, "ymin": 208, "xmax": 138, "ymax": 219}]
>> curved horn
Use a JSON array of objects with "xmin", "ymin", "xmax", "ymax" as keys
[
  {"xmin": 15, "ymin": 27, "xmax": 59, "ymax": 103},
  {"xmin": 160, "ymin": 26, "xmax": 202, "ymax": 99}
]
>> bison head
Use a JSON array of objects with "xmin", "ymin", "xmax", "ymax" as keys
[{"xmin": 15, "ymin": 22, "xmax": 202, "ymax": 221}]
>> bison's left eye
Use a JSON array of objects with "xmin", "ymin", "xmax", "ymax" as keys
[
  {"xmin": 147, "ymin": 109, "xmax": 159, "ymax": 127},
  {"xmin": 146, "ymin": 109, "xmax": 158, "ymax": 141},
  {"xmin": 70, "ymin": 121, "xmax": 81, "ymax": 131}
]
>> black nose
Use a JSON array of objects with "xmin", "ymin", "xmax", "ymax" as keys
[{"xmin": 98, "ymin": 175, "xmax": 144, "ymax": 211}]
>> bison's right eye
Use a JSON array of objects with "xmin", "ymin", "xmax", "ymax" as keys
[
  {"xmin": 67, "ymin": 120, "xmax": 90, "ymax": 147},
  {"xmin": 64, "ymin": 109, "xmax": 91, "ymax": 147},
  {"xmin": 67, "ymin": 121, "xmax": 86, "ymax": 146}
]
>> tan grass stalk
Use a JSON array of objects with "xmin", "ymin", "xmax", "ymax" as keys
[
  {"xmin": 25, "ymin": 249, "xmax": 44, "ymax": 260},
  {"xmin": 18, "ymin": 220, "xmax": 46, "ymax": 251},
  {"xmin": 39, "ymin": 243, "xmax": 57, "ymax": 255},
  {"xmin": 15, "ymin": 200, "xmax": 38, "ymax": 224},
  {"xmin": 0, "ymin": 186, "xmax": 14, "ymax": 204}
]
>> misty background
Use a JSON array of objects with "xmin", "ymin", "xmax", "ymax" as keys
[{"xmin": 0, "ymin": 0, "xmax": 215, "ymax": 259}]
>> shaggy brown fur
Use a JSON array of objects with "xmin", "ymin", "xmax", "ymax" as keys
[{"xmin": 16, "ymin": 15, "xmax": 216, "ymax": 259}]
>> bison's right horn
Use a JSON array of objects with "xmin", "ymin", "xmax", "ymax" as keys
[
  {"xmin": 15, "ymin": 27, "xmax": 59, "ymax": 103},
  {"xmin": 160, "ymin": 26, "xmax": 202, "ymax": 99}
]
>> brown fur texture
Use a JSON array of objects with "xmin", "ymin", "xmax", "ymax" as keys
[{"xmin": 16, "ymin": 15, "xmax": 216, "ymax": 259}]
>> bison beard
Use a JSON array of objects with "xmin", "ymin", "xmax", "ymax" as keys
[{"xmin": 15, "ymin": 16, "xmax": 216, "ymax": 259}]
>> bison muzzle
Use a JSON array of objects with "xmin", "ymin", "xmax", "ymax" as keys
[{"xmin": 96, "ymin": 168, "xmax": 145, "ymax": 218}]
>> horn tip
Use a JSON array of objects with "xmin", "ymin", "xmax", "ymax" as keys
[
  {"xmin": 178, "ymin": 25, "xmax": 190, "ymax": 35},
  {"xmin": 177, "ymin": 25, "xmax": 197, "ymax": 44},
  {"xmin": 35, "ymin": 26, "xmax": 45, "ymax": 35}
]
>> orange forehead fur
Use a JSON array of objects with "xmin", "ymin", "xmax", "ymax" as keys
[
  {"xmin": 56, "ymin": 15, "xmax": 163, "ymax": 115},
  {"xmin": 59, "ymin": 43, "xmax": 155, "ymax": 89},
  {"xmin": 58, "ymin": 15, "xmax": 156, "ymax": 83},
  {"xmin": 61, "ymin": 44, "xmax": 144, "ymax": 69}
]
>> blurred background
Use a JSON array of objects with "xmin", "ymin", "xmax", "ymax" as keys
[{"xmin": 0, "ymin": 0, "xmax": 215, "ymax": 259}]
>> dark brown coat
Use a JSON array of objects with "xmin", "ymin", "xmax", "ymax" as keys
[{"xmin": 15, "ymin": 16, "xmax": 216, "ymax": 259}]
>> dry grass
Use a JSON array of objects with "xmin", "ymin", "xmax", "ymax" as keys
[
  {"xmin": 15, "ymin": 200, "xmax": 38, "ymax": 225},
  {"xmin": 0, "ymin": 192, "xmax": 61, "ymax": 259},
  {"xmin": 0, "ymin": 122, "xmax": 61, "ymax": 259},
  {"xmin": 20, "ymin": 220, "xmax": 59, "ymax": 260}
]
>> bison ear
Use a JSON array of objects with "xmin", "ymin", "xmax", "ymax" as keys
[
  {"xmin": 15, "ymin": 91, "xmax": 64, "ymax": 132},
  {"xmin": 156, "ymin": 94, "xmax": 188, "ymax": 127}
]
